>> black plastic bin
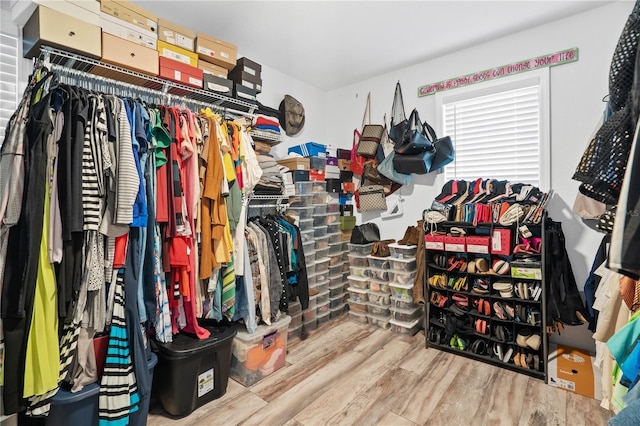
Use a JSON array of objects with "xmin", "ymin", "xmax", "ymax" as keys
[{"xmin": 152, "ymin": 325, "xmax": 236, "ymax": 417}]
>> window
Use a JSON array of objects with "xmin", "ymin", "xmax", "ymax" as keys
[
  {"xmin": 0, "ymin": 32, "xmax": 19, "ymax": 141},
  {"xmin": 435, "ymin": 69, "xmax": 550, "ymax": 189}
]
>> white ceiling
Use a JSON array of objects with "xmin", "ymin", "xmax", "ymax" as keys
[{"xmin": 136, "ymin": 1, "xmax": 617, "ymax": 91}]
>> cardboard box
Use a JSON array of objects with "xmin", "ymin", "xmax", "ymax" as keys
[
  {"xmin": 99, "ymin": 0, "xmax": 158, "ymax": 34},
  {"xmin": 466, "ymin": 236, "xmax": 490, "ymax": 254},
  {"xmin": 491, "ymin": 228, "xmax": 512, "ymax": 256},
  {"xmin": 424, "ymin": 234, "xmax": 445, "ymax": 251},
  {"xmin": 157, "ymin": 40, "xmax": 198, "ymax": 67},
  {"xmin": 100, "ymin": 11, "xmax": 157, "ymax": 49},
  {"xmin": 198, "ymin": 60, "xmax": 228, "ymax": 78},
  {"xmin": 158, "ymin": 18, "xmax": 195, "ymax": 51},
  {"xmin": 33, "ymin": 0, "xmax": 100, "ymax": 26},
  {"xmin": 101, "ymin": 32, "xmax": 158, "ymax": 76},
  {"xmin": 444, "ymin": 235, "xmax": 466, "ymax": 252},
  {"xmin": 548, "ymin": 344, "xmax": 602, "ymax": 400},
  {"xmin": 233, "ymin": 84, "xmax": 257, "ymax": 103},
  {"xmin": 229, "ymin": 68, "xmax": 262, "ymax": 93},
  {"xmin": 278, "ymin": 158, "xmax": 310, "ymax": 171},
  {"xmin": 202, "ymin": 74, "xmax": 233, "ymax": 96},
  {"xmin": 159, "ymin": 56, "xmax": 203, "ymax": 88},
  {"xmin": 338, "ymin": 159, "xmax": 352, "ymax": 171},
  {"xmin": 23, "ymin": 5, "xmax": 101, "ymax": 59},
  {"xmin": 235, "ymin": 57, "xmax": 262, "ymax": 78},
  {"xmin": 195, "ymin": 33, "xmax": 237, "ymax": 70}
]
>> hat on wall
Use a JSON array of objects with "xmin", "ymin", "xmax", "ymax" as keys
[{"xmin": 279, "ymin": 94, "xmax": 305, "ymax": 136}]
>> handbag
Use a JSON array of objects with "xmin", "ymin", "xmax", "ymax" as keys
[
  {"xmin": 350, "ymin": 222, "xmax": 381, "ymax": 244},
  {"xmin": 378, "ymin": 151, "xmax": 412, "ymax": 185},
  {"xmin": 356, "ymin": 93, "xmax": 383, "ymax": 158},
  {"xmin": 363, "ymin": 160, "xmax": 393, "ymax": 186},
  {"xmin": 394, "ymin": 109, "xmax": 435, "ymax": 155},
  {"xmin": 350, "ymin": 128, "xmax": 366, "ymax": 175},
  {"xmin": 372, "ymin": 239, "xmax": 396, "ymax": 257},
  {"xmin": 424, "ymin": 121, "xmax": 455, "ymax": 170},
  {"xmin": 389, "ymin": 81, "xmax": 408, "ymax": 144},
  {"xmin": 392, "ymin": 148, "xmax": 435, "ymax": 174},
  {"xmin": 356, "ymin": 185, "xmax": 387, "ymax": 212}
]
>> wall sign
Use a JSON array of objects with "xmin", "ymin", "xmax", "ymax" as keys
[{"xmin": 418, "ymin": 47, "xmax": 578, "ymax": 97}]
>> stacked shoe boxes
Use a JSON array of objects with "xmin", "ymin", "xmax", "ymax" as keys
[
  {"xmin": 327, "ymin": 193, "xmax": 349, "ymax": 320},
  {"xmin": 366, "ymin": 254, "xmax": 393, "ymax": 329},
  {"xmin": 346, "ymin": 243, "xmax": 373, "ymax": 324},
  {"xmin": 387, "ymin": 244, "xmax": 424, "ymax": 335},
  {"xmin": 309, "ymin": 184, "xmax": 332, "ymax": 330}
]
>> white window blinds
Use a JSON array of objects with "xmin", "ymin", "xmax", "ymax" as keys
[
  {"xmin": 443, "ymin": 84, "xmax": 542, "ymax": 187},
  {"xmin": 0, "ymin": 32, "xmax": 19, "ymax": 141}
]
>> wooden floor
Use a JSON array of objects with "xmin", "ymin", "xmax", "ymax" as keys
[{"xmin": 147, "ymin": 316, "xmax": 611, "ymax": 426}]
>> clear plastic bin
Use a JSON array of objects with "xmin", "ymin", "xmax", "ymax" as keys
[
  {"xmin": 391, "ymin": 305, "xmax": 423, "ymax": 323},
  {"xmin": 295, "ymin": 181, "xmax": 314, "ymax": 195},
  {"xmin": 316, "ymin": 257, "xmax": 330, "ymax": 273},
  {"xmin": 312, "ymin": 191, "xmax": 328, "ymax": 204},
  {"xmin": 316, "ymin": 300, "xmax": 330, "ymax": 314},
  {"xmin": 299, "ymin": 219, "xmax": 314, "ymax": 232},
  {"xmin": 390, "ymin": 296, "xmax": 417, "ymax": 310},
  {"xmin": 326, "ymin": 213, "xmax": 341, "ymax": 225},
  {"xmin": 389, "ymin": 318, "xmax": 422, "ymax": 335},
  {"xmin": 328, "ymin": 253, "xmax": 342, "ymax": 267},
  {"xmin": 367, "ymin": 303, "xmax": 390, "ymax": 317},
  {"xmin": 312, "ymin": 204, "xmax": 327, "ymax": 216},
  {"xmin": 329, "ymin": 264, "xmax": 344, "ymax": 276},
  {"xmin": 315, "ymin": 270, "xmax": 329, "ymax": 283},
  {"xmin": 314, "ymin": 248, "xmax": 328, "ymax": 261},
  {"xmin": 388, "ymin": 243, "xmax": 418, "ymax": 259},
  {"xmin": 303, "ymin": 240, "xmax": 316, "ymax": 255},
  {"xmin": 306, "ymin": 262, "xmax": 316, "ymax": 277},
  {"xmin": 315, "ymin": 236, "xmax": 330, "ymax": 250},
  {"xmin": 288, "ymin": 300, "xmax": 302, "ymax": 316},
  {"xmin": 313, "ymin": 215, "xmax": 328, "ymax": 227},
  {"xmin": 307, "ymin": 271, "xmax": 317, "ymax": 287},
  {"xmin": 302, "ymin": 307, "xmax": 317, "ymax": 322},
  {"xmin": 290, "ymin": 312, "xmax": 302, "ymax": 328},
  {"xmin": 348, "ymin": 243, "xmax": 374, "ymax": 256},
  {"xmin": 303, "ymin": 317, "xmax": 318, "ymax": 333},
  {"xmin": 286, "ymin": 206, "xmax": 314, "ymax": 220},
  {"xmin": 349, "ymin": 265, "xmax": 369, "ymax": 278},
  {"xmin": 369, "ymin": 279, "xmax": 390, "ymax": 293},
  {"xmin": 289, "ymin": 194, "xmax": 314, "ymax": 207},
  {"xmin": 317, "ymin": 290, "xmax": 330, "ymax": 305},
  {"xmin": 330, "ymin": 303, "xmax": 348, "ymax": 319},
  {"xmin": 389, "ymin": 258, "xmax": 417, "ymax": 272},
  {"xmin": 329, "ymin": 294, "xmax": 345, "ymax": 308},
  {"xmin": 389, "ymin": 281, "xmax": 414, "ymax": 302},
  {"xmin": 348, "ymin": 254, "xmax": 369, "ymax": 267},
  {"xmin": 389, "ymin": 269, "xmax": 417, "ymax": 285},
  {"xmin": 368, "ymin": 291, "xmax": 391, "ymax": 307},
  {"xmin": 348, "ymin": 310, "xmax": 368, "ymax": 323},
  {"xmin": 301, "ymin": 229, "xmax": 314, "ymax": 242},
  {"xmin": 328, "ymin": 242, "xmax": 343, "ymax": 256},
  {"xmin": 288, "ymin": 324, "xmax": 302, "ymax": 341},
  {"xmin": 369, "ymin": 268, "xmax": 390, "ymax": 281},
  {"xmin": 348, "ymin": 274, "xmax": 369, "ymax": 289},
  {"xmin": 367, "ymin": 313, "xmax": 391, "ymax": 329},
  {"xmin": 329, "ymin": 283, "xmax": 345, "ymax": 299},
  {"xmin": 328, "ymin": 273, "xmax": 344, "ymax": 288},
  {"xmin": 347, "ymin": 287, "xmax": 368, "ymax": 303},
  {"xmin": 326, "ymin": 203, "xmax": 340, "ymax": 214},
  {"xmin": 307, "ymin": 293, "xmax": 318, "ymax": 310},
  {"xmin": 314, "ymin": 226, "xmax": 328, "ymax": 239},
  {"xmin": 317, "ymin": 311, "xmax": 331, "ymax": 327},
  {"xmin": 304, "ymin": 251, "xmax": 315, "ymax": 266},
  {"xmin": 313, "ymin": 279, "xmax": 329, "ymax": 295},
  {"xmin": 311, "ymin": 181, "xmax": 327, "ymax": 192},
  {"xmin": 367, "ymin": 255, "xmax": 391, "ymax": 269},
  {"xmin": 328, "ymin": 233, "xmax": 342, "ymax": 244}
]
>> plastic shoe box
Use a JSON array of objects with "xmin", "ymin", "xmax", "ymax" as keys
[
  {"xmin": 301, "ymin": 229, "xmax": 314, "ymax": 242},
  {"xmin": 317, "ymin": 247, "xmax": 331, "ymax": 259},
  {"xmin": 390, "ymin": 296, "xmax": 418, "ymax": 310},
  {"xmin": 303, "ymin": 317, "xmax": 318, "ymax": 333},
  {"xmin": 316, "ymin": 300, "xmax": 330, "ymax": 315},
  {"xmin": 369, "ymin": 268, "xmax": 390, "ymax": 281},
  {"xmin": 327, "ymin": 203, "xmax": 340, "ymax": 214},
  {"xmin": 330, "ymin": 293, "xmax": 347, "ymax": 308},
  {"xmin": 313, "ymin": 204, "xmax": 327, "ymax": 216},
  {"xmin": 348, "ymin": 254, "xmax": 369, "ymax": 267},
  {"xmin": 348, "ymin": 243, "xmax": 374, "ymax": 256},
  {"xmin": 302, "ymin": 240, "xmax": 315, "ymax": 257},
  {"xmin": 367, "ymin": 255, "xmax": 391, "ymax": 269},
  {"xmin": 299, "ymin": 218, "xmax": 314, "ymax": 232},
  {"xmin": 388, "ymin": 243, "xmax": 418, "ymax": 259},
  {"xmin": 286, "ymin": 206, "xmax": 313, "ymax": 219},
  {"xmin": 391, "ymin": 305, "xmax": 423, "ymax": 323},
  {"xmin": 348, "ymin": 299, "xmax": 368, "ymax": 314},
  {"xmin": 312, "ymin": 191, "xmax": 328, "ymax": 204},
  {"xmin": 389, "ymin": 318, "xmax": 422, "ymax": 335},
  {"xmin": 329, "ymin": 263, "xmax": 344, "ymax": 276},
  {"xmin": 349, "ymin": 310, "xmax": 368, "ymax": 324},
  {"xmin": 304, "ymin": 251, "xmax": 315, "ymax": 266},
  {"xmin": 302, "ymin": 307, "xmax": 317, "ymax": 322},
  {"xmin": 49, "ymin": 353, "xmax": 158, "ymax": 426},
  {"xmin": 349, "ymin": 265, "xmax": 369, "ymax": 278},
  {"xmin": 290, "ymin": 312, "xmax": 302, "ymax": 328},
  {"xmin": 369, "ymin": 279, "xmax": 390, "ymax": 293},
  {"xmin": 328, "ymin": 253, "xmax": 342, "ymax": 267},
  {"xmin": 154, "ymin": 325, "xmax": 236, "ymax": 417},
  {"xmin": 295, "ymin": 181, "xmax": 314, "ymax": 194},
  {"xmin": 367, "ymin": 303, "xmax": 390, "ymax": 317},
  {"xmin": 327, "ymin": 222, "xmax": 340, "ymax": 235},
  {"xmin": 347, "ymin": 287, "xmax": 368, "ymax": 303},
  {"xmin": 230, "ymin": 316, "xmax": 291, "ymax": 387},
  {"xmin": 313, "ymin": 279, "xmax": 330, "ymax": 295},
  {"xmin": 389, "ymin": 258, "xmax": 417, "ymax": 272},
  {"xmin": 307, "ymin": 271, "xmax": 318, "ymax": 287},
  {"xmin": 288, "ymin": 324, "xmax": 302, "ymax": 341},
  {"xmin": 389, "ymin": 281, "xmax": 414, "ymax": 302},
  {"xmin": 306, "ymin": 261, "xmax": 316, "ymax": 276},
  {"xmin": 329, "ymin": 278, "xmax": 345, "ymax": 297},
  {"xmin": 348, "ymin": 274, "xmax": 369, "ymax": 290},
  {"xmin": 315, "ymin": 236, "xmax": 330, "ymax": 250},
  {"xmin": 326, "ymin": 212, "xmax": 340, "ymax": 226},
  {"xmin": 367, "ymin": 313, "xmax": 391, "ymax": 329},
  {"xmin": 389, "ymin": 269, "xmax": 417, "ymax": 285},
  {"xmin": 316, "ymin": 257, "xmax": 330, "ymax": 273},
  {"xmin": 288, "ymin": 300, "xmax": 301, "ymax": 316},
  {"xmin": 330, "ymin": 303, "xmax": 348, "ymax": 319},
  {"xmin": 289, "ymin": 194, "xmax": 313, "ymax": 207},
  {"xmin": 314, "ymin": 226, "xmax": 328, "ymax": 239},
  {"xmin": 368, "ymin": 291, "xmax": 391, "ymax": 307},
  {"xmin": 328, "ymin": 241, "xmax": 343, "ymax": 256},
  {"xmin": 316, "ymin": 290, "xmax": 330, "ymax": 305},
  {"xmin": 328, "ymin": 232, "xmax": 342, "ymax": 244},
  {"xmin": 317, "ymin": 311, "xmax": 331, "ymax": 327}
]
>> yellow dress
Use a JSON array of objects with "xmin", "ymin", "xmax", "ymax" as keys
[{"xmin": 23, "ymin": 173, "xmax": 60, "ymax": 397}]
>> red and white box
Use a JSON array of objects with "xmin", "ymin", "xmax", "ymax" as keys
[
  {"xmin": 466, "ymin": 236, "xmax": 490, "ymax": 254},
  {"xmin": 424, "ymin": 234, "xmax": 445, "ymax": 251},
  {"xmin": 444, "ymin": 235, "xmax": 466, "ymax": 252},
  {"xmin": 491, "ymin": 229, "xmax": 512, "ymax": 256}
]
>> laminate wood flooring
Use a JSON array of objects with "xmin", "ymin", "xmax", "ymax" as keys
[{"xmin": 147, "ymin": 316, "xmax": 611, "ymax": 426}]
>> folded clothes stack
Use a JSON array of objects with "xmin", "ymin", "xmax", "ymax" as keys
[
  {"xmin": 252, "ymin": 114, "xmax": 282, "ymax": 134},
  {"xmin": 254, "ymin": 154, "xmax": 287, "ymax": 195}
]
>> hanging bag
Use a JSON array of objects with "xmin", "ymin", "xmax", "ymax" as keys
[
  {"xmin": 356, "ymin": 93, "xmax": 383, "ymax": 158},
  {"xmin": 378, "ymin": 151, "xmax": 413, "ymax": 185},
  {"xmin": 350, "ymin": 129, "xmax": 366, "ymax": 175},
  {"xmin": 394, "ymin": 109, "xmax": 436, "ymax": 155},
  {"xmin": 424, "ymin": 121, "xmax": 455, "ymax": 171},
  {"xmin": 356, "ymin": 184, "xmax": 388, "ymax": 212},
  {"xmin": 389, "ymin": 81, "xmax": 409, "ymax": 144}
]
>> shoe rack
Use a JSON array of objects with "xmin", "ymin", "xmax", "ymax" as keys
[{"xmin": 423, "ymin": 215, "xmax": 548, "ymax": 381}]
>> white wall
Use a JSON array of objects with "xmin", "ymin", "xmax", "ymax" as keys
[{"xmin": 323, "ymin": 1, "xmax": 633, "ymax": 350}]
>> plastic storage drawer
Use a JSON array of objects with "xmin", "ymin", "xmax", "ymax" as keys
[
  {"xmin": 391, "ymin": 305, "xmax": 423, "ymax": 322},
  {"xmin": 154, "ymin": 325, "xmax": 236, "ymax": 417},
  {"xmin": 368, "ymin": 291, "xmax": 391, "ymax": 307},
  {"xmin": 389, "ymin": 269, "xmax": 417, "ymax": 285},
  {"xmin": 289, "ymin": 194, "xmax": 313, "ymax": 207},
  {"xmin": 330, "ymin": 303, "xmax": 348, "ymax": 319},
  {"xmin": 349, "ymin": 310, "xmax": 368, "ymax": 324},
  {"xmin": 369, "ymin": 268, "xmax": 390, "ymax": 281},
  {"xmin": 389, "ymin": 282, "xmax": 414, "ymax": 301},
  {"xmin": 367, "ymin": 313, "xmax": 391, "ymax": 329},
  {"xmin": 313, "ymin": 204, "xmax": 327, "ymax": 216},
  {"xmin": 348, "ymin": 243, "xmax": 374, "ymax": 256},
  {"xmin": 230, "ymin": 316, "xmax": 291, "ymax": 387},
  {"xmin": 389, "ymin": 258, "xmax": 417, "ymax": 272},
  {"xmin": 390, "ymin": 296, "xmax": 418, "ymax": 310},
  {"xmin": 286, "ymin": 206, "xmax": 314, "ymax": 219},
  {"xmin": 348, "ymin": 274, "xmax": 369, "ymax": 289},
  {"xmin": 348, "ymin": 254, "xmax": 369, "ymax": 267},
  {"xmin": 388, "ymin": 243, "xmax": 418, "ymax": 259},
  {"xmin": 367, "ymin": 255, "xmax": 391, "ymax": 269},
  {"xmin": 369, "ymin": 279, "xmax": 390, "ymax": 293},
  {"xmin": 389, "ymin": 318, "xmax": 422, "ymax": 335}
]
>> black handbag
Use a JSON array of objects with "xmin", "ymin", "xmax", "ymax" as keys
[
  {"xmin": 392, "ymin": 148, "xmax": 435, "ymax": 174},
  {"xmin": 424, "ymin": 121, "xmax": 455, "ymax": 170},
  {"xmin": 394, "ymin": 109, "xmax": 435, "ymax": 155},
  {"xmin": 389, "ymin": 81, "xmax": 408, "ymax": 144},
  {"xmin": 350, "ymin": 222, "xmax": 381, "ymax": 244}
]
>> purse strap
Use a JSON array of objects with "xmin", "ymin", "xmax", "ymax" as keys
[
  {"xmin": 361, "ymin": 92, "xmax": 372, "ymax": 128},
  {"xmin": 423, "ymin": 121, "xmax": 438, "ymax": 142},
  {"xmin": 391, "ymin": 81, "xmax": 406, "ymax": 124}
]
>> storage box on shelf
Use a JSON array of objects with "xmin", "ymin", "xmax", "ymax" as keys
[{"xmin": 423, "ymin": 216, "xmax": 547, "ymax": 380}]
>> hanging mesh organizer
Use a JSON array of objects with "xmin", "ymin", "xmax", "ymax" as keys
[{"xmin": 573, "ymin": 1, "xmax": 640, "ymax": 205}]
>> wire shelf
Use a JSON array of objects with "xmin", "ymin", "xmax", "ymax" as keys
[
  {"xmin": 39, "ymin": 46, "xmax": 258, "ymax": 114},
  {"xmin": 249, "ymin": 129, "xmax": 284, "ymax": 145}
]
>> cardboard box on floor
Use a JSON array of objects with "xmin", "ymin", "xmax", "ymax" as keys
[{"xmin": 547, "ymin": 344, "xmax": 602, "ymax": 400}]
